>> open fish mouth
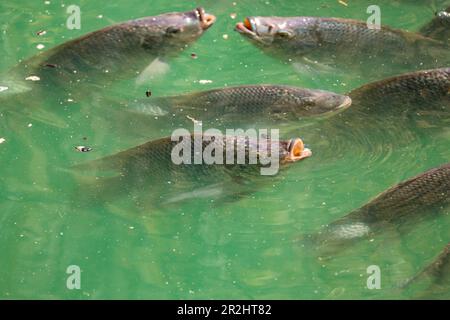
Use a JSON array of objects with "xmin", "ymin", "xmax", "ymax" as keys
[
  {"xmin": 338, "ymin": 96, "xmax": 352, "ymax": 110},
  {"xmin": 285, "ymin": 138, "xmax": 312, "ymax": 162},
  {"xmin": 196, "ymin": 7, "xmax": 216, "ymax": 30},
  {"xmin": 235, "ymin": 17, "xmax": 257, "ymax": 36}
]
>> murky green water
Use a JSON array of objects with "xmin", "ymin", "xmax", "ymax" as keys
[{"xmin": 0, "ymin": 0, "xmax": 449, "ymax": 299}]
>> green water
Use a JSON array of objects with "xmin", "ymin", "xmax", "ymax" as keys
[{"xmin": 0, "ymin": 0, "xmax": 449, "ymax": 299}]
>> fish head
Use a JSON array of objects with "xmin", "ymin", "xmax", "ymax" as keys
[
  {"xmin": 272, "ymin": 88, "xmax": 352, "ymax": 118},
  {"xmin": 136, "ymin": 8, "xmax": 216, "ymax": 53},
  {"xmin": 436, "ymin": 8, "xmax": 450, "ymax": 24},
  {"xmin": 300, "ymin": 90, "xmax": 352, "ymax": 116},
  {"xmin": 236, "ymin": 16, "xmax": 318, "ymax": 54},
  {"xmin": 280, "ymin": 138, "xmax": 312, "ymax": 163}
]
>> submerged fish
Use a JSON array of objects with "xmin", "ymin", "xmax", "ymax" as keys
[
  {"xmin": 235, "ymin": 16, "xmax": 449, "ymax": 79},
  {"xmin": 404, "ymin": 242, "xmax": 450, "ymax": 299},
  {"xmin": 348, "ymin": 67, "xmax": 450, "ymax": 115},
  {"xmin": 73, "ymin": 134, "xmax": 312, "ymax": 208},
  {"xmin": 129, "ymin": 85, "xmax": 352, "ymax": 124},
  {"xmin": 304, "ymin": 163, "xmax": 450, "ymax": 250},
  {"xmin": 6, "ymin": 8, "xmax": 215, "ymax": 91},
  {"xmin": 420, "ymin": 6, "xmax": 450, "ymax": 43}
]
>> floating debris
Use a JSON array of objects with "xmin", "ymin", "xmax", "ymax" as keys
[
  {"xmin": 198, "ymin": 79, "xmax": 213, "ymax": 84},
  {"xmin": 222, "ymin": 34, "xmax": 229, "ymax": 40},
  {"xmin": 27, "ymin": 123, "xmax": 32, "ymax": 128},
  {"xmin": 25, "ymin": 75, "xmax": 40, "ymax": 81},
  {"xmin": 0, "ymin": 138, "xmax": 5, "ymax": 144},
  {"xmin": 230, "ymin": 13, "xmax": 237, "ymax": 19},
  {"xmin": 191, "ymin": 53, "xmax": 198, "ymax": 59},
  {"xmin": 75, "ymin": 146, "xmax": 93, "ymax": 153},
  {"xmin": 36, "ymin": 30, "xmax": 47, "ymax": 36},
  {"xmin": 338, "ymin": 0, "xmax": 348, "ymax": 7},
  {"xmin": 44, "ymin": 63, "xmax": 57, "ymax": 68},
  {"xmin": 0, "ymin": 86, "xmax": 9, "ymax": 92},
  {"xmin": 145, "ymin": 90, "xmax": 152, "ymax": 97},
  {"xmin": 36, "ymin": 44, "xmax": 45, "ymax": 50}
]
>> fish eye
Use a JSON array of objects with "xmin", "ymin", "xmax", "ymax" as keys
[{"xmin": 166, "ymin": 26, "xmax": 182, "ymax": 34}]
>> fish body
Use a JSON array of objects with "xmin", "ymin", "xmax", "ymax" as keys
[
  {"xmin": 405, "ymin": 243, "xmax": 450, "ymax": 299},
  {"xmin": 74, "ymin": 134, "xmax": 311, "ymax": 207},
  {"xmin": 8, "ymin": 8, "xmax": 215, "ymax": 89},
  {"xmin": 348, "ymin": 67, "xmax": 450, "ymax": 115},
  {"xmin": 236, "ymin": 16, "xmax": 449, "ymax": 79},
  {"xmin": 130, "ymin": 84, "xmax": 352, "ymax": 124},
  {"xmin": 308, "ymin": 163, "xmax": 450, "ymax": 248}
]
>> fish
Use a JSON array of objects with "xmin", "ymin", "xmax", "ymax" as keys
[
  {"xmin": 303, "ymin": 163, "xmax": 450, "ymax": 250},
  {"xmin": 5, "ymin": 8, "xmax": 215, "ymax": 92},
  {"xmin": 283, "ymin": 68, "xmax": 450, "ymax": 171},
  {"xmin": 72, "ymin": 134, "xmax": 312, "ymax": 208},
  {"xmin": 128, "ymin": 85, "xmax": 352, "ymax": 125},
  {"xmin": 235, "ymin": 16, "xmax": 449, "ymax": 80},
  {"xmin": 419, "ymin": 6, "xmax": 450, "ymax": 43},
  {"xmin": 403, "ymin": 242, "xmax": 450, "ymax": 299},
  {"xmin": 348, "ymin": 67, "xmax": 450, "ymax": 115}
]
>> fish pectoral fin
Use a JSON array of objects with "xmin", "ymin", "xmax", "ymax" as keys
[
  {"xmin": 135, "ymin": 58, "xmax": 170, "ymax": 85},
  {"xmin": 71, "ymin": 154, "xmax": 128, "ymax": 176},
  {"xmin": 294, "ymin": 57, "xmax": 336, "ymax": 73},
  {"xmin": 6, "ymin": 108, "xmax": 68, "ymax": 129},
  {"xmin": 0, "ymin": 78, "xmax": 32, "ymax": 97},
  {"xmin": 163, "ymin": 183, "xmax": 224, "ymax": 204},
  {"xmin": 127, "ymin": 99, "xmax": 169, "ymax": 116}
]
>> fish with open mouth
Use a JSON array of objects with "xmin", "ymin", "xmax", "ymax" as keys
[
  {"xmin": 420, "ymin": 6, "xmax": 450, "ymax": 43},
  {"xmin": 6, "ymin": 8, "xmax": 216, "ymax": 92},
  {"xmin": 235, "ymin": 16, "xmax": 449, "ymax": 80},
  {"xmin": 302, "ymin": 163, "xmax": 450, "ymax": 252},
  {"xmin": 72, "ymin": 134, "xmax": 312, "ymax": 209},
  {"xmin": 128, "ymin": 84, "xmax": 352, "ymax": 125}
]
